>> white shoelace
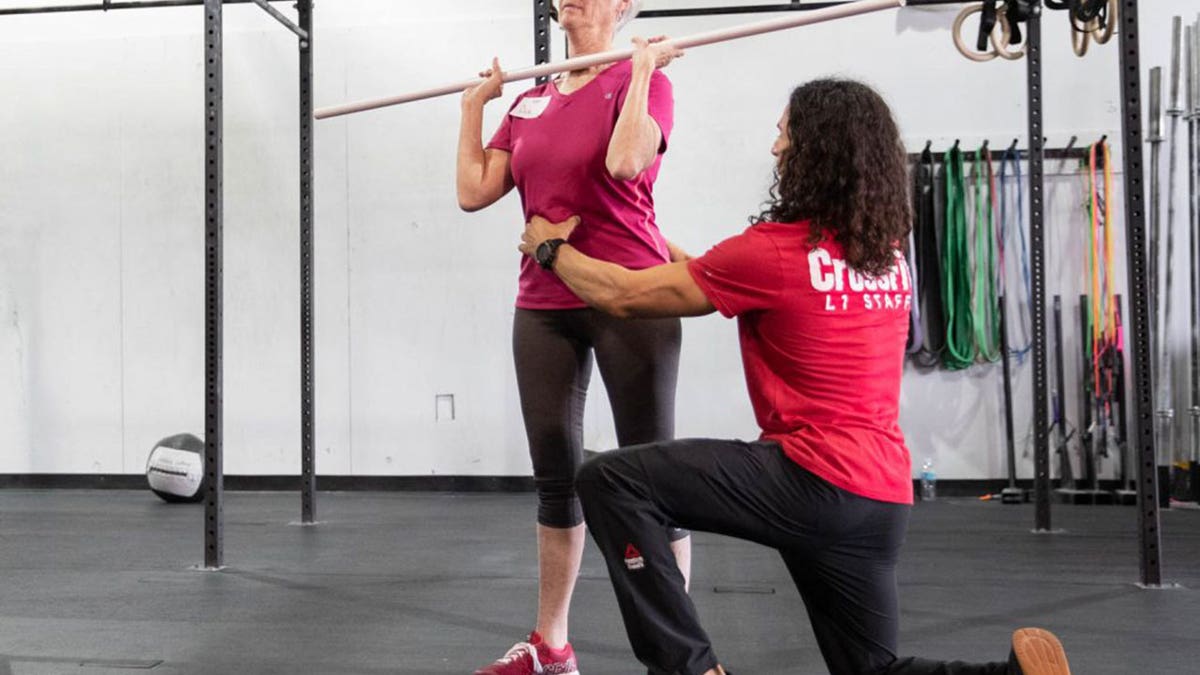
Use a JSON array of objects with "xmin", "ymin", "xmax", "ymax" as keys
[{"xmin": 496, "ymin": 642, "xmax": 543, "ymax": 674}]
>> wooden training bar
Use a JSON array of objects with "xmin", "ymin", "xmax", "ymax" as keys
[{"xmin": 314, "ymin": 0, "xmax": 906, "ymax": 120}]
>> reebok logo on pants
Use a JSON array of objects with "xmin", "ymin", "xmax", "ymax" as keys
[{"xmin": 624, "ymin": 544, "xmax": 645, "ymax": 570}]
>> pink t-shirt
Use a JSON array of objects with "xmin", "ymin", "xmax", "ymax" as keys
[
  {"xmin": 487, "ymin": 60, "xmax": 674, "ymax": 309},
  {"xmin": 687, "ymin": 221, "xmax": 915, "ymax": 505}
]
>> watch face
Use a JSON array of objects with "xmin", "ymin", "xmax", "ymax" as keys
[
  {"xmin": 536, "ymin": 239, "xmax": 564, "ymax": 270},
  {"xmin": 536, "ymin": 241, "xmax": 553, "ymax": 269}
]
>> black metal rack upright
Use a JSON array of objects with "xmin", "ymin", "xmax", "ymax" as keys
[
  {"xmin": 0, "ymin": 0, "xmax": 314, "ymax": 569},
  {"xmin": 1116, "ymin": 0, "xmax": 1162, "ymax": 586},
  {"xmin": 203, "ymin": 0, "xmax": 225, "ymax": 571},
  {"xmin": 535, "ymin": 0, "xmax": 553, "ymax": 84},
  {"xmin": 298, "ymin": 0, "xmax": 317, "ymax": 529},
  {"xmin": 533, "ymin": 0, "xmax": 1161, "ymax": 586},
  {"xmin": 1024, "ymin": 7, "xmax": 1053, "ymax": 532}
]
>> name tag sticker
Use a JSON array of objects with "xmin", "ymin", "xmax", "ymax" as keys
[{"xmin": 510, "ymin": 96, "xmax": 551, "ymax": 119}]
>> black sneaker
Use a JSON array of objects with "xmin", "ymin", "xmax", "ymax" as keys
[{"xmin": 1008, "ymin": 628, "xmax": 1070, "ymax": 675}]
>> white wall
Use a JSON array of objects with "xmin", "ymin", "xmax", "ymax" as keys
[{"xmin": 0, "ymin": 0, "xmax": 1195, "ymax": 479}]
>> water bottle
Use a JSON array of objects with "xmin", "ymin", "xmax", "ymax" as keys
[{"xmin": 920, "ymin": 458, "xmax": 937, "ymax": 502}]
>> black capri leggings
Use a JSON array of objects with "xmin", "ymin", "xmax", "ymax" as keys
[{"xmin": 513, "ymin": 307, "xmax": 685, "ymax": 537}]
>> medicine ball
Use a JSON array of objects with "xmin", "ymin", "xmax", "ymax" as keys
[{"xmin": 146, "ymin": 433, "xmax": 207, "ymax": 503}]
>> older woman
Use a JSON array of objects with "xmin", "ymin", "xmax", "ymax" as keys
[{"xmin": 456, "ymin": 2, "xmax": 689, "ymax": 674}]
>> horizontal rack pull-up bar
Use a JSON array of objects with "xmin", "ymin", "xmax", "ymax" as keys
[
  {"xmin": 314, "ymin": 0, "xmax": 905, "ymax": 120},
  {"xmin": 0, "ymin": 0, "xmax": 291, "ymax": 17}
]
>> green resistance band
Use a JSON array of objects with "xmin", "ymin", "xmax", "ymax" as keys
[{"xmin": 942, "ymin": 145, "xmax": 977, "ymax": 370}]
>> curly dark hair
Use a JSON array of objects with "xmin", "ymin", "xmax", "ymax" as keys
[{"xmin": 754, "ymin": 79, "xmax": 911, "ymax": 277}]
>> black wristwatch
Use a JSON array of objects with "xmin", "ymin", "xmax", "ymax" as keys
[{"xmin": 535, "ymin": 238, "xmax": 568, "ymax": 270}]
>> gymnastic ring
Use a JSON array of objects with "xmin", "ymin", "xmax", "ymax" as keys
[
  {"xmin": 953, "ymin": 3, "xmax": 1000, "ymax": 63},
  {"xmin": 1090, "ymin": 0, "xmax": 1117, "ymax": 45},
  {"xmin": 1071, "ymin": 15, "xmax": 1091, "ymax": 58},
  {"xmin": 991, "ymin": 11, "xmax": 1026, "ymax": 61}
]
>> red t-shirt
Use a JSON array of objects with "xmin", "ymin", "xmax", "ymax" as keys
[
  {"xmin": 687, "ymin": 221, "xmax": 914, "ymax": 504},
  {"xmin": 488, "ymin": 60, "xmax": 674, "ymax": 309}
]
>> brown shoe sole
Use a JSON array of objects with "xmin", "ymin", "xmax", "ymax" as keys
[{"xmin": 1012, "ymin": 628, "xmax": 1070, "ymax": 675}]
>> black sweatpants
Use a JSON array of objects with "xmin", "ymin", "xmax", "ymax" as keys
[{"xmin": 576, "ymin": 439, "xmax": 1012, "ymax": 675}]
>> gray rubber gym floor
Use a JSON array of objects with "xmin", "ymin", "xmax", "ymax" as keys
[{"xmin": 1, "ymin": 491, "xmax": 1197, "ymax": 674}]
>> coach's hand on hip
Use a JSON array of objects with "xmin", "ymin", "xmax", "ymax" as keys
[{"xmin": 520, "ymin": 215, "xmax": 581, "ymax": 256}]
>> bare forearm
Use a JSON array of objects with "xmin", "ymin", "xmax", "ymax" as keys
[
  {"xmin": 553, "ymin": 246, "xmax": 635, "ymax": 316},
  {"xmin": 606, "ymin": 64, "xmax": 660, "ymax": 180},
  {"xmin": 456, "ymin": 103, "xmax": 488, "ymax": 209},
  {"xmin": 552, "ymin": 246, "xmax": 710, "ymax": 319}
]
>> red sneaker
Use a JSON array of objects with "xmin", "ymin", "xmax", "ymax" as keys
[{"xmin": 474, "ymin": 632, "xmax": 579, "ymax": 675}]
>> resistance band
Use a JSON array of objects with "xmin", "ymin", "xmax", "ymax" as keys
[
  {"xmin": 971, "ymin": 145, "xmax": 1002, "ymax": 362},
  {"xmin": 906, "ymin": 229, "xmax": 924, "ymax": 355},
  {"xmin": 1087, "ymin": 141, "xmax": 1118, "ymax": 419},
  {"xmin": 999, "ymin": 146, "xmax": 1034, "ymax": 362},
  {"xmin": 912, "ymin": 146, "xmax": 947, "ymax": 367},
  {"xmin": 942, "ymin": 145, "xmax": 977, "ymax": 369}
]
